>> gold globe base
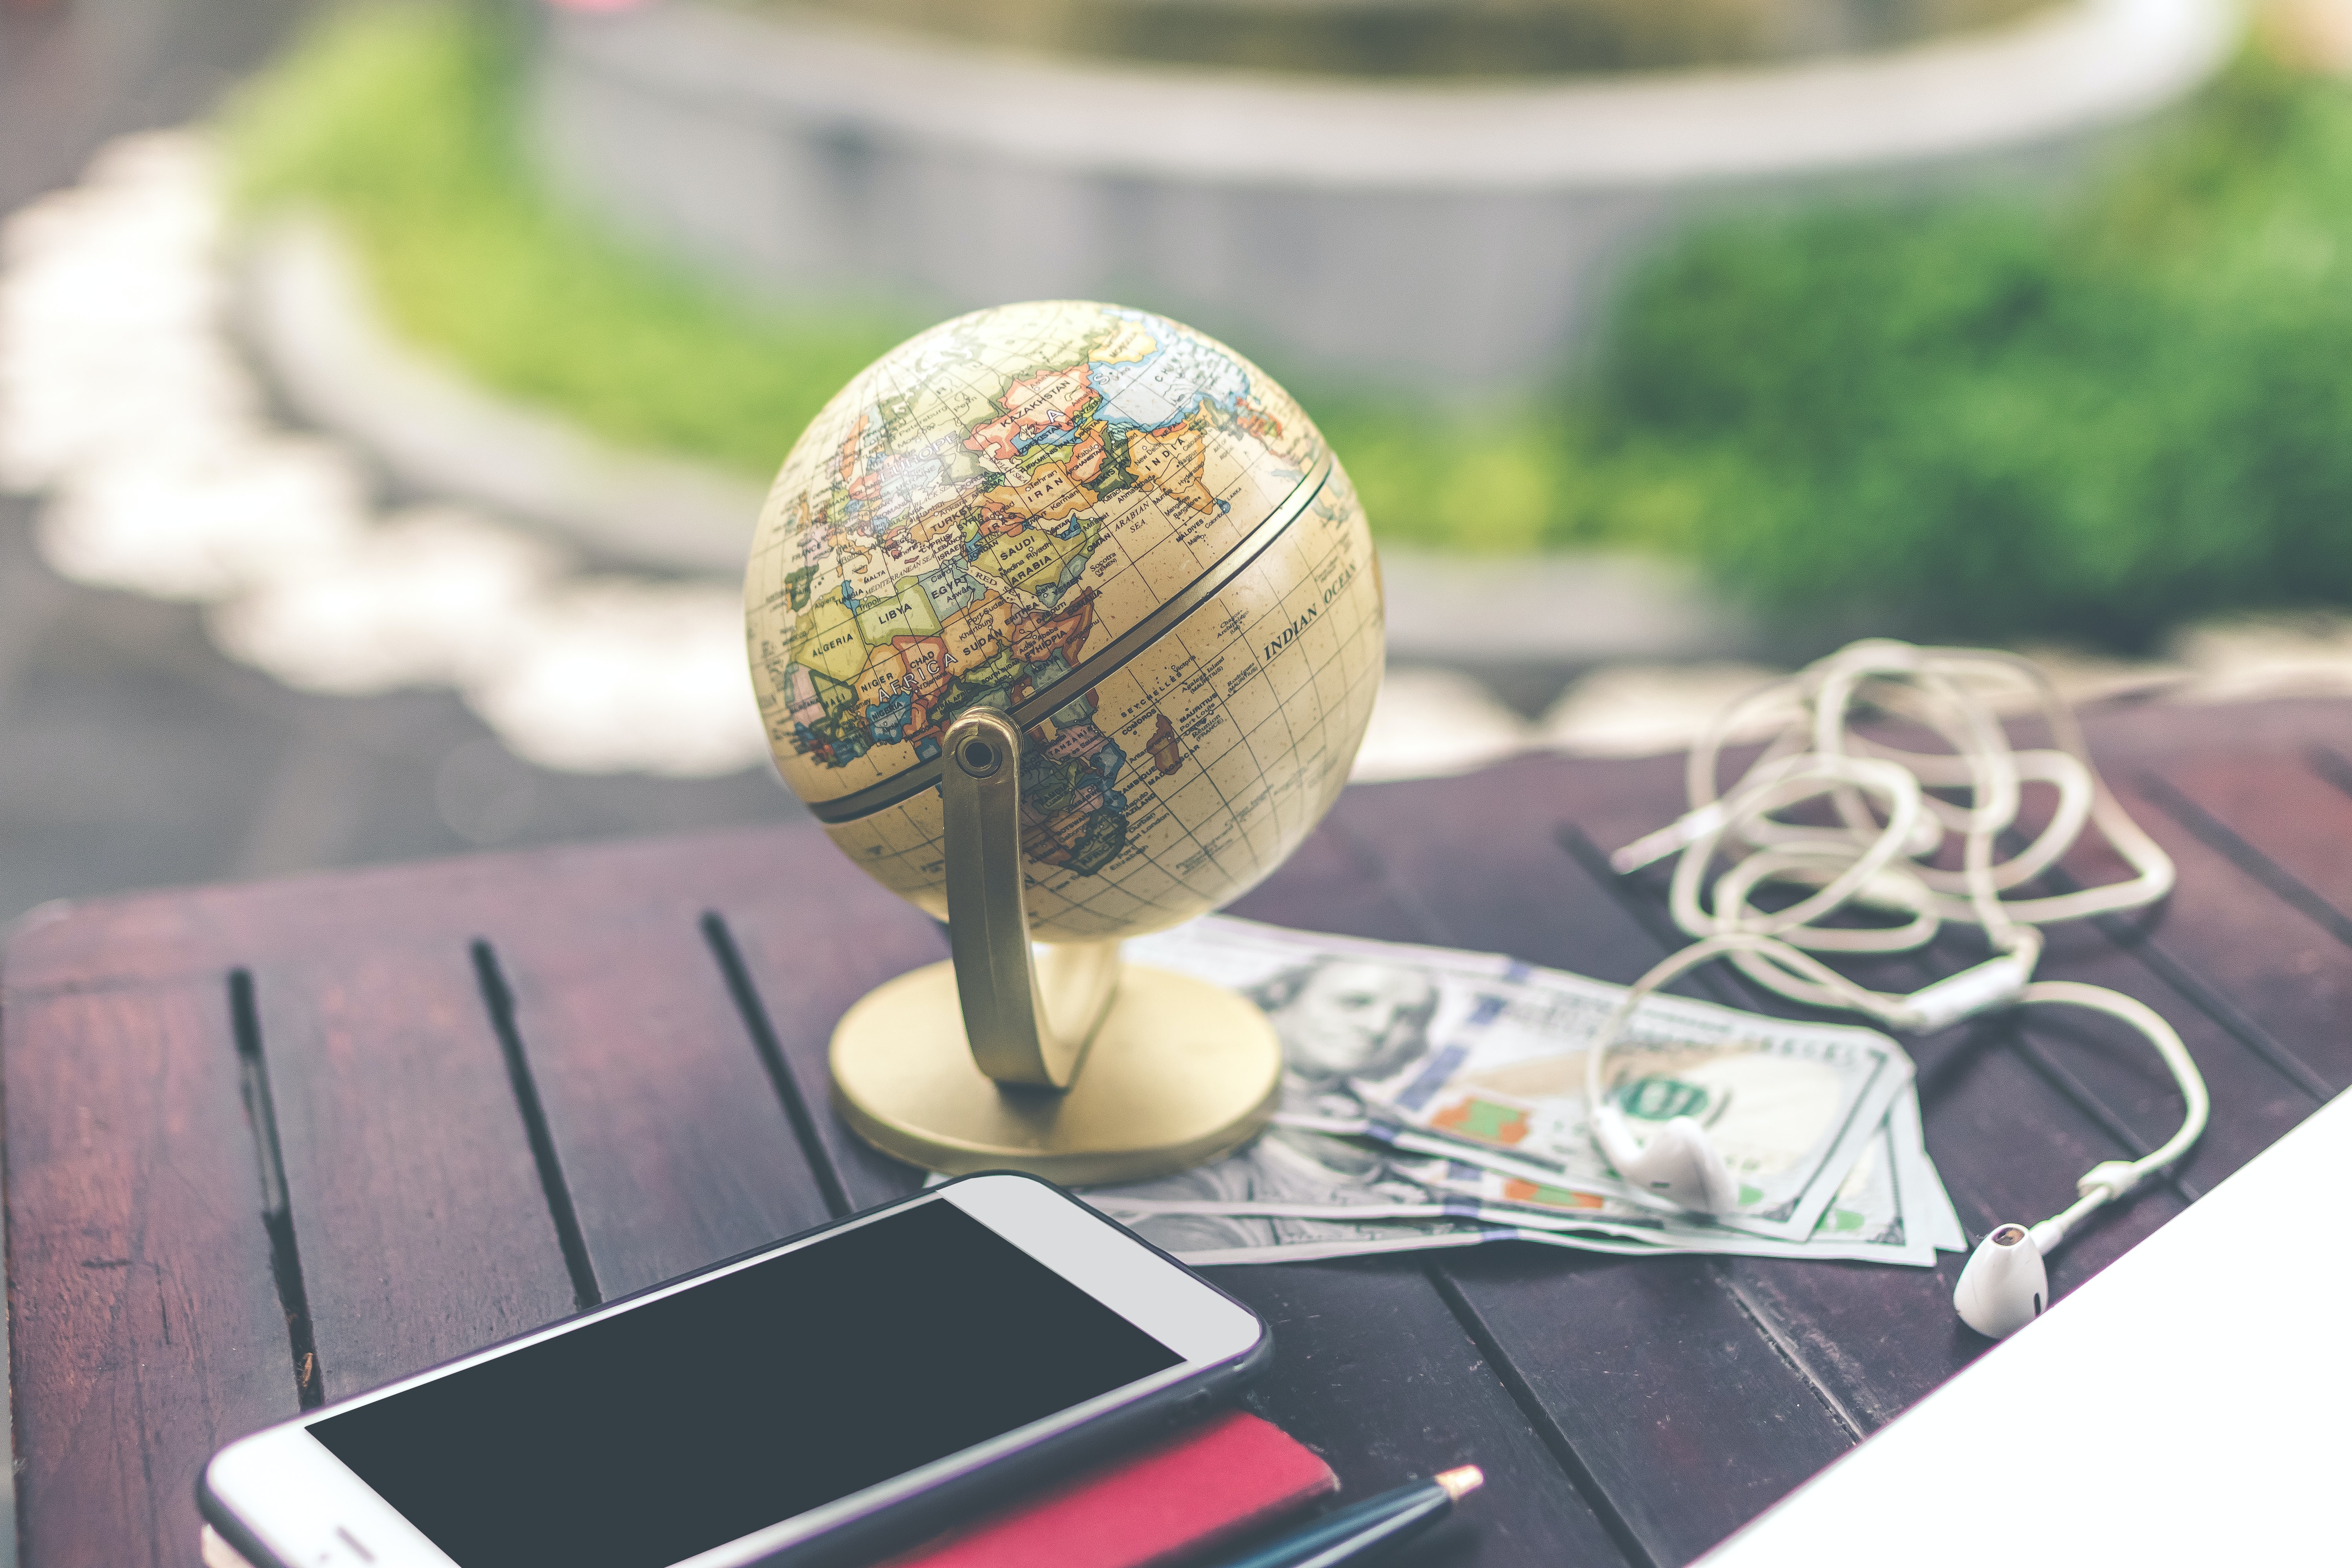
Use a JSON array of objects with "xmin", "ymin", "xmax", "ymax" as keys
[{"xmin": 830, "ymin": 958, "xmax": 1283, "ymax": 1186}]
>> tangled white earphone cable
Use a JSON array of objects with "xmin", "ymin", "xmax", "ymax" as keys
[{"xmin": 1585, "ymin": 639, "xmax": 2210, "ymax": 1336}]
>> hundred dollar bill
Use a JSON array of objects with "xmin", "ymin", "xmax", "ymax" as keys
[
  {"xmin": 1091, "ymin": 919, "xmax": 1534, "ymax": 1261},
  {"xmin": 1397, "ymin": 1083, "xmax": 1963, "ymax": 1262},
  {"xmin": 1349, "ymin": 966, "xmax": 1915, "ymax": 1242},
  {"xmin": 1396, "ymin": 1113, "xmax": 1935, "ymax": 1265},
  {"xmin": 1119, "ymin": 914, "xmax": 1522, "ymax": 1130},
  {"xmin": 1084, "ymin": 1120, "xmax": 1521, "ymax": 1262},
  {"xmin": 1093, "ymin": 916, "xmax": 1946, "ymax": 1265},
  {"xmin": 1891, "ymin": 1087, "xmax": 1966, "ymax": 1254},
  {"xmin": 1094, "ymin": 1099, "xmax": 1941, "ymax": 1267}
]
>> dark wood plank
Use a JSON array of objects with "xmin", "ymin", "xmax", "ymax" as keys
[
  {"xmin": 1232, "ymin": 790, "xmax": 1649, "ymax": 1554},
  {"xmin": 1434, "ymin": 1247, "xmax": 1855, "ymax": 1567},
  {"xmin": 1877, "ymin": 746, "xmax": 2327, "ymax": 1201},
  {"xmin": 3, "ymin": 909, "xmax": 296, "ymax": 1568},
  {"xmin": 715, "ymin": 842, "xmax": 948, "ymax": 1213},
  {"xmin": 2088, "ymin": 771, "xmax": 2346, "ymax": 1096},
  {"xmin": 1226, "ymin": 817, "xmax": 1436, "ymax": 946},
  {"xmin": 1226, "ymin": 789, "xmax": 1655, "ymax": 1562},
  {"xmin": 1725, "ymin": 1009, "xmax": 2192, "ymax": 1436},
  {"xmin": 1958, "ymin": 919, "xmax": 2304, "ymax": 1200},
  {"xmin": 1824, "ymin": 702, "xmax": 2350, "ymax": 1178},
  {"xmin": 244, "ymin": 940, "xmax": 580, "ymax": 1401},
  {"xmin": 2076, "ymin": 696, "xmax": 2352, "ymax": 772},
  {"xmin": 474, "ymin": 830, "xmax": 847, "ymax": 1299},
  {"xmin": 1323, "ymin": 766, "xmax": 1863, "ymax": 1564},
  {"xmin": 2152, "ymin": 749, "xmax": 2352, "ymax": 952},
  {"xmin": 1331, "ymin": 753, "xmax": 1693, "ymax": 984},
  {"xmin": 1212, "ymin": 1259, "xmax": 1634, "ymax": 1568}
]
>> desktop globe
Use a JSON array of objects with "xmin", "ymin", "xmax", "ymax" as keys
[
  {"xmin": 744, "ymin": 300, "xmax": 1384, "ymax": 944},
  {"xmin": 743, "ymin": 300, "xmax": 1385, "ymax": 1183}
]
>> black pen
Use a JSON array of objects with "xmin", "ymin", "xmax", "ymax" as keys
[{"xmin": 1216, "ymin": 1465, "xmax": 1484, "ymax": 1568}]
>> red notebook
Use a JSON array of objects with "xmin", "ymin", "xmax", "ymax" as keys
[{"xmin": 882, "ymin": 1411, "xmax": 1339, "ymax": 1568}]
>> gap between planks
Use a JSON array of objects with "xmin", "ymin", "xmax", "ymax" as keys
[
  {"xmin": 2145, "ymin": 760, "xmax": 2352, "ymax": 956},
  {"xmin": 2022, "ymin": 817, "xmax": 2334, "ymax": 1103},
  {"xmin": 214, "ymin": 922, "xmax": 855, "ymax": 1416},
  {"xmin": 229, "ymin": 969, "xmax": 325, "ymax": 1411},
  {"xmin": 701, "ymin": 911, "xmax": 854, "ymax": 1221},
  {"xmin": 1423, "ymin": 1263, "xmax": 1662, "ymax": 1568},
  {"xmin": 473, "ymin": 941, "xmax": 603, "ymax": 1314},
  {"xmin": 1325, "ymin": 810, "xmax": 1863, "ymax": 1553}
]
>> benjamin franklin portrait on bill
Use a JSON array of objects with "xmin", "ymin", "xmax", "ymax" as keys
[{"xmin": 1086, "ymin": 955, "xmax": 1475, "ymax": 1256}]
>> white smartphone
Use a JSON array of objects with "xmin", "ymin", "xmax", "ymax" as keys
[{"xmin": 200, "ymin": 1173, "xmax": 1270, "ymax": 1568}]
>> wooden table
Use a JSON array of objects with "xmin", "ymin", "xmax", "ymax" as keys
[{"xmin": 10, "ymin": 697, "xmax": 2352, "ymax": 1568}]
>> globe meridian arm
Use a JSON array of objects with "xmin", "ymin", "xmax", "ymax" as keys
[{"xmin": 942, "ymin": 708, "xmax": 1119, "ymax": 1089}]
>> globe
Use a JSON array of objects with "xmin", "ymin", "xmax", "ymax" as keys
[{"xmin": 744, "ymin": 301, "xmax": 1385, "ymax": 942}]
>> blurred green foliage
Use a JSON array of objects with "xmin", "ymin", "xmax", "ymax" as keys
[
  {"xmin": 1581, "ymin": 54, "xmax": 2352, "ymax": 647},
  {"xmin": 225, "ymin": 1, "xmax": 916, "ymax": 477},
  {"xmin": 228, "ymin": 4, "xmax": 2352, "ymax": 647}
]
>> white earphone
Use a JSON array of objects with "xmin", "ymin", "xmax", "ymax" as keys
[{"xmin": 1591, "ymin": 640, "xmax": 2210, "ymax": 1337}]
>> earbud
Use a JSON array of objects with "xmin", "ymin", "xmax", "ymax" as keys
[
  {"xmin": 1592, "ymin": 1106, "xmax": 1739, "ymax": 1214},
  {"xmin": 1952, "ymin": 1222, "xmax": 2049, "ymax": 1338}
]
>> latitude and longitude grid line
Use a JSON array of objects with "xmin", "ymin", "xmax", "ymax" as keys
[
  {"xmin": 786, "ymin": 316, "xmax": 1307, "ymax": 793},
  {"xmin": 787, "ymin": 347, "xmax": 1025, "ymax": 796},
  {"xmin": 812, "ymin": 363, "xmax": 1285, "ymax": 799},
  {"xmin": 1181, "ymin": 566, "xmax": 1330, "ymax": 882},
  {"xmin": 1066, "ymin": 523, "xmax": 1380, "ymax": 927},
  {"xmin": 954, "ymin": 636, "xmax": 1221, "ymax": 935},
  {"xmin": 1059, "ymin": 619, "xmax": 1272, "ymax": 926},
  {"xmin": 861, "ymin": 479, "xmax": 1364, "ymax": 822},
  {"xmin": 855, "ymin": 519, "xmax": 1377, "ymax": 937},
  {"xmin": 806, "ymin": 328, "xmax": 1338, "ymax": 916},
  {"xmin": 900, "ymin": 491, "xmax": 1292, "ymax": 893},
  {"xmin": 1152, "ymin": 518, "xmax": 1377, "ymax": 914},
  {"xmin": 1058, "ymin": 526, "xmax": 1344, "ymax": 918},
  {"xmin": 1252, "ymin": 521, "xmax": 1381, "ymax": 824},
  {"xmin": 784, "ymin": 356, "xmax": 1344, "ymax": 913}
]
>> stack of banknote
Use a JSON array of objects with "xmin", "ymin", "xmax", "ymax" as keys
[{"xmin": 1081, "ymin": 918, "xmax": 1966, "ymax": 1269}]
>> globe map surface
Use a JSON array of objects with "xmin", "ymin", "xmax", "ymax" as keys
[{"xmin": 744, "ymin": 301, "xmax": 1385, "ymax": 942}]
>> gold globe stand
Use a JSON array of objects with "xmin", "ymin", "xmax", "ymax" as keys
[{"xmin": 829, "ymin": 709, "xmax": 1284, "ymax": 1185}]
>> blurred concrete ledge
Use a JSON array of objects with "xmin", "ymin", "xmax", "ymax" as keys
[
  {"xmin": 529, "ymin": 0, "xmax": 2235, "ymax": 388},
  {"xmin": 235, "ymin": 210, "xmax": 1748, "ymax": 669},
  {"xmin": 1379, "ymin": 547, "xmax": 1749, "ymax": 667},
  {"xmin": 240, "ymin": 214, "xmax": 765, "ymax": 575}
]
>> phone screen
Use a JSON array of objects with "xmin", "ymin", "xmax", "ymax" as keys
[{"xmin": 309, "ymin": 1198, "xmax": 1182, "ymax": 1568}]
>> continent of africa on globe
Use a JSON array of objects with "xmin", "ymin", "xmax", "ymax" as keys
[{"xmin": 744, "ymin": 301, "xmax": 1386, "ymax": 943}]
